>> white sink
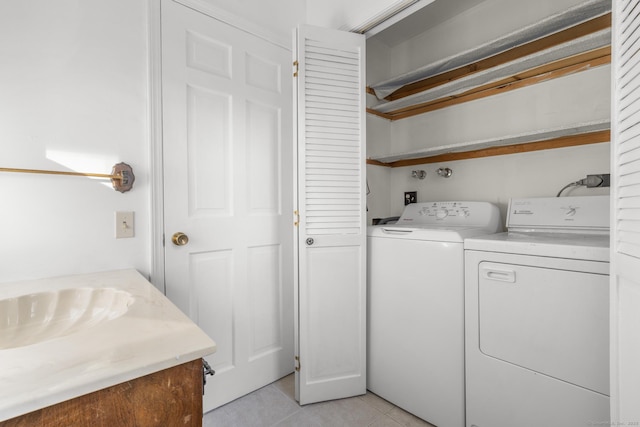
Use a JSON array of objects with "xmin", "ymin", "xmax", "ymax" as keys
[{"xmin": 0, "ymin": 287, "xmax": 134, "ymax": 349}]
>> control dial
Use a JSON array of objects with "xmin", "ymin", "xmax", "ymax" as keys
[{"xmin": 435, "ymin": 209, "xmax": 449, "ymax": 219}]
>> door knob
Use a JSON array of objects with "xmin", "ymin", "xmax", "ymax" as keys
[{"xmin": 172, "ymin": 232, "xmax": 189, "ymax": 246}]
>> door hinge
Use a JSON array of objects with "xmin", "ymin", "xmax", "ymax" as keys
[
  {"xmin": 293, "ymin": 60, "xmax": 299, "ymax": 77},
  {"xmin": 294, "ymin": 355, "xmax": 301, "ymax": 372},
  {"xmin": 294, "ymin": 210, "xmax": 299, "ymax": 227}
]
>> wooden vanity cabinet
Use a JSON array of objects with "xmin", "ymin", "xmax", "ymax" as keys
[{"xmin": 0, "ymin": 359, "xmax": 203, "ymax": 427}]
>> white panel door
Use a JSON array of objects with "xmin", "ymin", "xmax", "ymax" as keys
[
  {"xmin": 294, "ymin": 25, "xmax": 367, "ymax": 405},
  {"xmin": 611, "ymin": 0, "xmax": 640, "ymax": 423},
  {"xmin": 161, "ymin": 0, "xmax": 293, "ymax": 412}
]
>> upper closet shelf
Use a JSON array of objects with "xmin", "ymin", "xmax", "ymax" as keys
[
  {"xmin": 367, "ymin": 0, "xmax": 611, "ymax": 120},
  {"xmin": 369, "ymin": 120, "xmax": 610, "ymax": 165}
]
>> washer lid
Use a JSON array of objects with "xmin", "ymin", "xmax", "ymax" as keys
[{"xmin": 368, "ymin": 224, "xmax": 500, "ymax": 242}]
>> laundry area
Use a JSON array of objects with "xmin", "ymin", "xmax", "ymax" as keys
[
  {"xmin": 364, "ymin": 0, "xmax": 617, "ymax": 426},
  {"xmin": 366, "ymin": 197, "xmax": 610, "ymax": 427}
]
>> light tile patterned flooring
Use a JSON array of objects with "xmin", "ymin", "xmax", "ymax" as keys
[{"xmin": 203, "ymin": 374, "xmax": 437, "ymax": 427}]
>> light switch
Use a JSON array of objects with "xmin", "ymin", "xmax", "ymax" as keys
[{"xmin": 115, "ymin": 211, "xmax": 134, "ymax": 238}]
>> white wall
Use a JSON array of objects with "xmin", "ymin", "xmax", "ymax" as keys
[
  {"xmin": 366, "ymin": 0, "xmax": 611, "ymax": 222},
  {"xmin": 307, "ymin": 0, "xmax": 408, "ymax": 31},
  {"xmin": 0, "ymin": 0, "xmax": 150, "ymax": 283}
]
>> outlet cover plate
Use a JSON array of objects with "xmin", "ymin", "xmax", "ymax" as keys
[{"xmin": 404, "ymin": 191, "xmax": 417, "ymax": 205}]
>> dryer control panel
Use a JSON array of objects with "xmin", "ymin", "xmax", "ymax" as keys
[{"xmin": 507, "ymin": 195, "xmax": 609, "ymax": 232}]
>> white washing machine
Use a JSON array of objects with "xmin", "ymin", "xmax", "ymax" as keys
[
  {"xmin": 464, "ymin": 195, "xmax": 610, "ymax": 427},
  {"xmin": 368, "ymin": 201, "xmax": 501, "ymax": 427}
]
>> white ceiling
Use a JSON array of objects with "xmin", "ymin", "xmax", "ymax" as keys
[{"xmin": 371, "ymin": 0, "xmax": 488, "ymax": 47}]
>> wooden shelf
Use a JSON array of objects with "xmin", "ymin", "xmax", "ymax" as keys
[
  {"xmin": 367, "ymin": 121, "xmax": 610, "ymax": 167},
  {"xmin": 367, "ymin": 1, "xmax": 611, "ymax": 120}
]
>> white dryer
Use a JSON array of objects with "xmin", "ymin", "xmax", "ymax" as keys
[
  {"xmin": 464, "ymin": 196, "xmax": 610, "ymax": 427},
  {"xmin": 367, "ymin": 201, "xmax": 501, "ymax": 427}
]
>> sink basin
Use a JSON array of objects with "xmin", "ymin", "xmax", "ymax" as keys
[
  {"xmin": 0, "ymin": 269, "xmax": 217, "ymax": 423},
  {"xmin": 0, "ymin": 287, "xmax": 134, "ymax": 349}
]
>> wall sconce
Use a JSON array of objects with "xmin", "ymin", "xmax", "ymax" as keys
[
  {"xmin": 437, "ymin": 167, "xmax": 453, "ymax": 178},
  {"xmin": 411, "ymin": 170, "xmax": 427, "ymax": 179}
]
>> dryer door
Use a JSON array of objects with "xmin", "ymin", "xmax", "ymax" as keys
[{"xmin": 478, "ymin": 261, "xmax": 609, "ymax": 395}]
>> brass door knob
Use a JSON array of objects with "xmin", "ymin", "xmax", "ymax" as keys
[{"xmin": 172, "ymin": 232, "xmax": 189, "ymax": 246}]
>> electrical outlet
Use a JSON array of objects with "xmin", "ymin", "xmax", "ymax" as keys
[
  {"xmin": 404, "ymin": 191, "xmax": 417, "ymax": 205},
  {"xmin": 115, "ymin": 211, "xmax": 134, "ymax": 238},
  {"xmin": 585, "ymin": 174, "xmax": 610, "ymax": 188}
]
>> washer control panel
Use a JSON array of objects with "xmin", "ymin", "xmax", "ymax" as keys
[
  {"xmin": 413, "ymin": 203, "xmax": 471, "ymax": 219},
  {"xmin": 397, "ymin": 201, "xmax": 497, "ymax": 227}
]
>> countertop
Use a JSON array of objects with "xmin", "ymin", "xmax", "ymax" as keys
[{"xmin": 0, "ymin": 269, "xmax": 216, "ymax": 422}]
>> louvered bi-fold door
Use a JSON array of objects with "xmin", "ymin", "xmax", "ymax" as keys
[
  {"xmin": 612, "ymin": 0, "xmax": 640, "ymax": 422},
  {"xmin": 293, "ymin": 25, "xmax": 366, "ymax": 405}
]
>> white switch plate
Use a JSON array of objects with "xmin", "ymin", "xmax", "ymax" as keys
[{"xmin": 115, "ymin": 211, "xmax": 134, "ymax": 238}]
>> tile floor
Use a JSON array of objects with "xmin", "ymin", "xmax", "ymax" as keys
[{"xmin": 203, "ymin": 374, "xmax": 437, "ymax": 427}]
